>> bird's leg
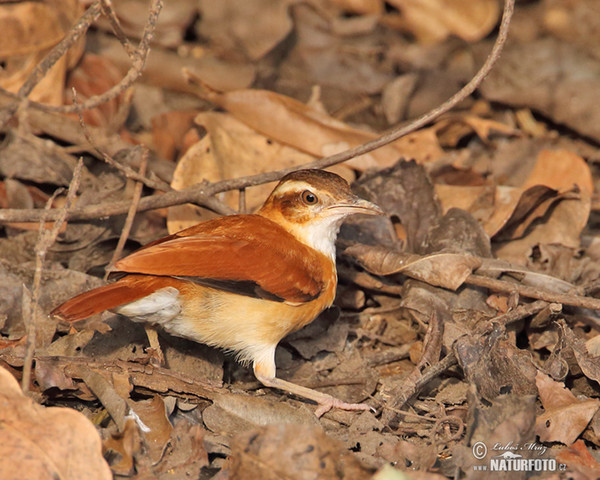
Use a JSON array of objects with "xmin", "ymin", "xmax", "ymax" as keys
[
  {"xmin": 253, "ymin": 356, "xmax": 371, "ymax": 417},
  {"xmin": 144, "ymin": 325, "xmax": 165, "ymax": 367}
]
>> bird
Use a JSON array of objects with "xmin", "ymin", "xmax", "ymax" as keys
[{"xmin": 51, "ymin": 169, "xmax": 383, "ymax": 416}]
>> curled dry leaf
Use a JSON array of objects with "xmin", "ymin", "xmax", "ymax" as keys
[
  {"xmin": 345, "ymin": 244, "xmax": 481, "ymax": 291},
  {"xmin": 560, "ymin": 322, "xmax": 600, "ymax": 385},
  {"xmin": 477, "ymin": 258, "xmax": 575, "ymax": 294},
  {"xmin": 534, "ymin": 371, "xmax": 600, "ymax": 445},
  {"xmin": 0, "ymin": 366, "xmax": 111, "ymax": 480},
  {"xmin": 436, "ymin": 149, "xmax": 593, "ymax": 260}
]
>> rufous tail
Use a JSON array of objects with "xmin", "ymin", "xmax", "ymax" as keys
[{"xmin": 50, "ymin": 275, "xmax": 171, "ymax": 322}]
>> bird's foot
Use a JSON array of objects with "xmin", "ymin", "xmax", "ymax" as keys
[{"xmin": 145, "ymin": 346, "xmax": 165, "ymax": 367}]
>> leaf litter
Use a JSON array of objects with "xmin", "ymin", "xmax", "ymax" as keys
[{"xmin": 1, "ymin": 0, "xmax": 600, "ymax": 479}]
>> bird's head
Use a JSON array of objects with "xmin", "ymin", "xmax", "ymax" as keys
[{"xmin": 258, "ymin": 169, "xmax": 383, "ymax": 259}]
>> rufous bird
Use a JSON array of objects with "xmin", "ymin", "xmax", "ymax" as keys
[{"xmin": 52, "ymin": 169, "xmax": 383, "ymax": 416}]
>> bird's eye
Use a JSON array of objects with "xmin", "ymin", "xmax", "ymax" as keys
[{"xmin": 301, "ymin": 190, "xmax": 318, "ymax": 205}]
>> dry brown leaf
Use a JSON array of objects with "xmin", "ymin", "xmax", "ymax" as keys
[
  {"xmin": 454, "ymin": 327, "xmax": 538, "ymax": 401},
  {"xmin": 103, "ymin": 418, "xmax": 140, "ymax": 476},
  {"xmin": 561, "ymin": 323, "xmax": 600, "ymax": 385},
  {"xmin": 167, "ymin": 112, "xmax": 317, "ymax": 232},
  {"xmin": 534, "ymin": 371, "xmax": 600, "ymax": 445},
  {"xmin": 222, "ymin": 424, "xmax": 372, "ymax": 480},
  {"xmin": 154, "ymin": 419, "xmax": 209, "ymax": 476},
  {"xmin": 0, "ymin": 0, "xmax": 84, "ymax": 104},
  {"xmin": 35, "ymin": 357, "xmax": 75, "ymax": 391},
  {"xmin": 543, "ymin": 0, "xmax": 600, "ymax": 61},
  {"xmin": 435, "ymin": 113, "xmax": 519, "ymax": 146},
  {"xmin": 202, "ymin": 393, "xmax": 319, "ymax": 438},
  {"xmin": 477, "ymin": 258, "xmax": 575, "ymax": 294},
  {"xmin": 0, "ymin": 366, "xmax": 111, "ymax": 480},
  {"xmin": 95, "ymin": 0, "xmax": 197, "ymax": 48},
  {"xmin": 521, "ymin": 149, "xmax": 594, "ymax": 194},
  {"xmin": 131, "ymin": 396, "xmax": 173, "ymax": 463},
  {"xmin": 151, "ymin": 109, "xmax": 199, "ymax": 162},
  {"xmin": 438, "ymin": 149, "xmax": 592, "ymax": 248},
  {"xmin": 382, "ymin": 0, "xmax": 499, "ymax": 44},
  {"xmin": 198, "ymin": 0, "xmax": 293, "ymax": 60},
  {"xmin": 556, "ymin": 440, "xmax": 600, "ymax": 476},
  {"xmin": 66, "ymin": 54, "xmax": 130, "ymax": 129},
  {"xmin": 346, "ymin": 245, "xmax": 481, "ymax": 290},
  {"xmin": 189, "ymin": 81, "xmax": 440, "ymax": 169},
  {"xmin": 481, "ymin": 38, "xmax": 600, "ymax": 142}
]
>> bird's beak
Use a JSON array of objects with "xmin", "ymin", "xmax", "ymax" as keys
[{"xmin": 327, "ymin": 196, "xmax": 384, "ymax": 216}]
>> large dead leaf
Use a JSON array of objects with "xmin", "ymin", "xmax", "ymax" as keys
[
  {"xmin": 346, "ymin": 245, "xmax": 481, "ymax": 290},
  {"xmin": 188, "ymin": 81, "xmax": 443, "ymax": 169},
  {"xmin": 534, "ymin": 371, "xmax": 600, "ymax": 445},
  {"xmin": 202, "ymin": 393, "xmax": 319, "ymax": 438},
  {"xmin": 0, "ymin": 366, "xmax": 111, "ymax": 480}
]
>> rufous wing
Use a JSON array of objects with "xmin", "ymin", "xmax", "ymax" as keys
[
  {"xmin": 51, "ymin": 275, "xmax": 182, "ymax": 322},
  {"xmin": 112, "ymin": 215, "xmax": 328, "ymax": 304}
]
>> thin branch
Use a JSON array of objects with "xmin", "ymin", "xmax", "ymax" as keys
[{"xmin": 21, "ymin": 160, "xmax": 84, "ymax": 392}]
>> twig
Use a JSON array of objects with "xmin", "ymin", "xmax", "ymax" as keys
[
  {"xmin": 21, "ymin": 160, "xmax": 84, "ymax": 392},
  {"xmin": 106, "ymin": 151, "xmax": 148, "ymax": 277},
  {"xmin": 0, "ymin": 183, "xmax": 235, "ymax": 223},
  {"xmin": 0, "ymin": 2, "xmax": 104, "ymax": 130}
]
